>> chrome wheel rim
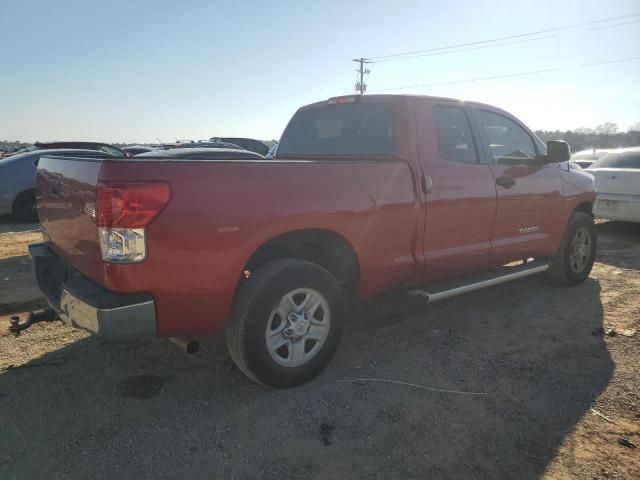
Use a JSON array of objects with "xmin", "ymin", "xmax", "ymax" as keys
[
  {"xmin": 569, "ymin": 227, "xmax": 591, "ymax": 273},
  {"xmin": 265, "ymin": 288, "xmax": 331, "ymax": 368}
]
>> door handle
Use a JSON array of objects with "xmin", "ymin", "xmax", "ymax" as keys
[
  {"xmin": 420, "ymin": 174, "xmax": 433, "ymax": 193},
  {"xmin": 496, "ymin": 176, "xmax": 516, "ymax": 188}
]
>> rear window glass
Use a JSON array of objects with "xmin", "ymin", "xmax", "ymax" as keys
[
  {"xmin": 278, "ymin": 102, "xmax": 395, "ymax": 156},
  {"xmin": 590, "ymin": 152, "xmax": 640, "ymax": 169}
]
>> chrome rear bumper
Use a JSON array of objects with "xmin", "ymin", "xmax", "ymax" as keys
[{"xmin": 29, "ymin": 243, "xmax": 156, "ymax": 337}]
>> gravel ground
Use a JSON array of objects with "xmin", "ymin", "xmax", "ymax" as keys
[{"xmin": 0, "ymin": 218, "xmax": 638, "ymax": 479}]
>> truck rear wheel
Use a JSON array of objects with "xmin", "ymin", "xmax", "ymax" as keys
[
  {"xmin": 547, "ymin": 211, "xmax": 597, "ymax": 286},
  {"xmin": 226, "ymin": 259, "xmax": 345, "ymax": 388}
]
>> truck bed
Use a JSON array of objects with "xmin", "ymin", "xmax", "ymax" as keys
[{"xmin": 36, "ymin": 154, "xmax": 419, "ymax": 336}]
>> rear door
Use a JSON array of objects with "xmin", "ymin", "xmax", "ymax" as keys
[
  {"xmin": 470, "ymin": 107, "xmax": 563, "ymax": 264},
  {"xmin": 415, "ymin": 100, "xmax": 497, "ymax": 281}
]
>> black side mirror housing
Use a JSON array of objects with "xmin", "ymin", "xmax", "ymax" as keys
[{"xmin": 545, "ymin": 140, "xmax": 571, "ymax": 164}]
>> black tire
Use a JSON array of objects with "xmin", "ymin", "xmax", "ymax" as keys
[
  {"xmin": 12, "ymin": 190, "xmax": 38, "ymax": 223},
  {"xmin": 547, "ymin": 212, "xmax": 597, "ymax": 286},
  {"xmin": 226, "ymin": 259, "xmax": 345, "ymax": 388}
]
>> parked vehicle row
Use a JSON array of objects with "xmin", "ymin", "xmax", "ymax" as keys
[
  {"xmin": 1, "ymin": 139, "xmax": 271, "ymax": 222},
  {"xmin": 588, "ymin": 147, "xmax": 640, "ymax": 223},
  {"xmin": 570, "ymin": 148, "xmax": 613, "ymax": 169},
  {"xmin": 24, "ymin": 94, "xmax": 598, "ymax": 388},
  {"xmin": 136, "ymin": 147, "xmax": 265, "ymax": 160},
  {"xmin": 0, "ymin": 149, "xmax": 122, "ymax": 222}
]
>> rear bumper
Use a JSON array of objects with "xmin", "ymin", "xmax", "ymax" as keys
[
  {"xmin": 593, "ymin": 194, "xmax": 640, "ymax": 223},
  {"xmin": 29, "ymin": 243, "xmax": 156, "ymax": 337}
]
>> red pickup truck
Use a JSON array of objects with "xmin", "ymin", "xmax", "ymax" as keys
[{"xmin": 25, "ymin": 94, "xmax": 597, "ymax": 388}]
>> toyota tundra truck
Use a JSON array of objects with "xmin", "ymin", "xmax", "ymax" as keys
[{"xmin": 22, "ymin": 95, "xmax": 597, "ymax": 388}]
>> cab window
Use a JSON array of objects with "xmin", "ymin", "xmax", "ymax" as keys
[
  {"xmin": 476, "ymin": 110, "xmax": 537, "ymax": 165},
  {"xmin": 433, "ymin": 106, "xmax": 478, "ymax": 164}
]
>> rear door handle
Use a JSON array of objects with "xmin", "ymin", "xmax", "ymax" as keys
[{"xmin": 496, "ymin": 176, "xmax": 516, "ymax": 188}]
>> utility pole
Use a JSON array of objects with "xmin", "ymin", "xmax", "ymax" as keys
[{"xmin": 353, "ymin": 57, "xmax": 371, "ymax": 95}]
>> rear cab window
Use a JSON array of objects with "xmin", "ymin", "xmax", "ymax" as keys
[
  {"xmin": 278, "ymin": 101, "xmax": 395, "ymax": 157},
  {"xmin": 433, "ymin": 106, "xmax": 478, "ymax": 164}
]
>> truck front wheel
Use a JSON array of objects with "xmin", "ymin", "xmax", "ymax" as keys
[
  {"xmin": 547, "ymin": 211, "xmax": 597, "ymax": 286},
  {"xmin": 226, "ymin": 259, "xmax": 345, "ymax": 388}
]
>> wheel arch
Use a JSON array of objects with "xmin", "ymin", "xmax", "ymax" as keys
[
  {"xmin": 573, "ymin": 201, "xmax": 594, "ymax": 218},
  {"xmin": 238, "ymin": 228, "xmax": 360, "ymax": 301}
]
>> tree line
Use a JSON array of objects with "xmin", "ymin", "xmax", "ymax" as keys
[{"xmin": 535, "ymin": 122, "xmax": 640, "ymax": 152}]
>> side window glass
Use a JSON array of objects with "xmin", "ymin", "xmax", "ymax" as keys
[
  {"xmin": 433, "ymin": 106, "xmax": 478, "ymax": 164},
  {"xmin": 477, "ymin": 110, "xmax": 537, "ymax": 164},
  {"xmin": 622, "ymin": 154, "xmax": 640, "ymax": 168}
]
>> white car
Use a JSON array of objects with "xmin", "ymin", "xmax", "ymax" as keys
[
  {"xmin": 589, "ymin": 147, "xmax": 640, "ymax": 223},
  {"xmin": 571, "ymin": 148, "xmax": 614, "ymax": 169}
]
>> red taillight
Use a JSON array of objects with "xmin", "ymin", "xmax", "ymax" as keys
[{"xmin": 96, "ymin": 182, "xmax": 171, "ymax": 228}]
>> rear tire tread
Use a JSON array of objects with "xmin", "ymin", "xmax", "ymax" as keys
[{"xmin": 226, "ymin": 258, "xmax": 343, "ymax": 387}]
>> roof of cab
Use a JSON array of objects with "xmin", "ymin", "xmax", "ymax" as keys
[{"xmin": 297, "ymin": 94, "xmax": 509, "ymax": 113}]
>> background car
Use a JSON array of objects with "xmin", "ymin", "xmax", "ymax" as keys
[
  {"xmin": 265, "ymin": 142, "xmax": 278, "ymax": 159},
  {"xmin": 135, "ymin": 147, "xmax": 265, "ymax": 160},
  {"xmin": 571, "ymin": 148, "xmax": 614, "ymax": 169},
  {"xmin": 569, "ymin": 161, "xmax": 584, "ymax": 170},
  {"xmin": 209, "ymin": 137, "xmax": 270, "ymax": 156},
  {"xmin": 0, "ymin": 149, "xmax": 118, "ymax": 222},
  {"xmin": 34, "ymin": 141, "xmax": 127, "ymax": 157},
  {"xmin": 588, "ymin": 147, "xmax": 640, "ymax": 223},
  {"xmin": 159, "ymin": 140, "xmax": 243, "ymax": 150},
  {"xmin": 122, "ymin": 145, "xmax": 155, "ymax": 156}
]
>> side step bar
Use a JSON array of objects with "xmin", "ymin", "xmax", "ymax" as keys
[{"xmin": 409, "ymin": 260, "xmax": 549, "ymax": 303}]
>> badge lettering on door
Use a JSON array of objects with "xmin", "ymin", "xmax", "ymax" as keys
[{"xmin": 519, "ymin": 226, "xmax": 540, "ymax": 234}]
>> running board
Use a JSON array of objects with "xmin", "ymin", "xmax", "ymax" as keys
[{"xmin": 408, "ymin": 260, "xmax": 549, "ymax": 303}]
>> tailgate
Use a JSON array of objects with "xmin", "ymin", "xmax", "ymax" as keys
[
  {"xmin": 36, "ymin": 155, "xmax": 105, "ymax": 284},
  {"xmin": 591, "ymin": 169, "xmax": 640, "ymax": 197}
]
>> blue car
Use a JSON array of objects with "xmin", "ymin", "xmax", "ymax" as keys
[{"xmin": 0, "ymin": 149, "xmax": 117, "ymax": 222}]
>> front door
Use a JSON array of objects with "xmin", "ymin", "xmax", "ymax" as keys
[
  {"xmin": 471, "ymin": 107, "xmax": 564, "ymax": 264},
  {"xmin": 415, "ymin": 100, "xmax": 497, "ymax": 282}
]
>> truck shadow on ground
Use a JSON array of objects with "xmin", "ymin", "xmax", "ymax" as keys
[
  {"xmin": 0, "ymin": 215, "xmax": 39, "ymax": 235},
  {"xmin": 0, "ymin": 275, "xmax": 612, "ymax": 479},
  {"xmin": 595, "ymin": 221, "xmax": 640, "ymax": 270},
  {"xmin": 0, "ymin": 256, "xmax": 47, "ymax": 316}
]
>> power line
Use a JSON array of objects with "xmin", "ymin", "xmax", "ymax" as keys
[
  {"xmin": 366, "ymin": 12, "xmax": 640, "ymax": 62},
  {"xmin": 368, "ymin": 56, "xmax": 640, "ymax": 93},
  {"xmin": 373, "ymin": 19, "xmax": 640, "ymax": 63},
  {"xmin": 587, "ymin": 19, "xmax": 640, "ymax": 31},
  {"xmin": 374, "ymin": 34, "xmax": 559, "ymax": 63}
]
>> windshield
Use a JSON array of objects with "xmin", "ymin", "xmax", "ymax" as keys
[{"xmin": 278, "ymin": 102, "xmax": 395, "ymax": 157}]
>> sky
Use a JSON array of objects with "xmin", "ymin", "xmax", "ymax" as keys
[{"xmin": 1, "ymin": 0, "xmax": 639, "ymax": 143}]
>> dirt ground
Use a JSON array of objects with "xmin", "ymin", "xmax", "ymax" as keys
[{"xmin": 0, "ymin": 216, "xmax": 638, "ymax": 479}]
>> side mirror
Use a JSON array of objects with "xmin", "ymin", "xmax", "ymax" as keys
[{"xmin": 545, "ymin": 140, "xmax": 571, "ymax": 164}]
